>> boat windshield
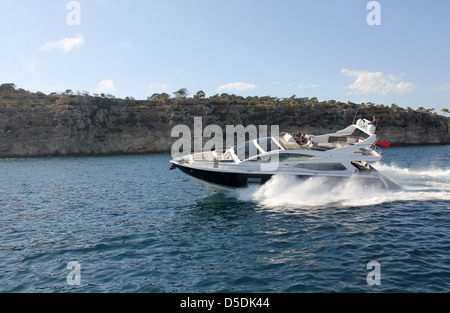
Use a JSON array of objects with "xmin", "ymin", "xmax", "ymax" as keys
[
  {"xmin": 233, "ymin": 141, "xmax": 260, "ymax": 161},
  {"xmin": 257, "ymin": 138, "xmax": 282, "ymax": 153},
  {"xmin": 232, "ymin": 138, "xmax": 282, "ymax": 161}
]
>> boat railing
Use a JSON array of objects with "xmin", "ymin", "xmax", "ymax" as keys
[
  {"xmin": 371, "ymin": 144, "xmax": 383, "ymax": 155},
  {"xmin": 189, "ymin": 149, "xmax": 236, "ymax": 162}
]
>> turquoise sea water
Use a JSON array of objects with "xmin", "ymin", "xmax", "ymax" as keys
[{"xmin": 0, "ymin": 145, "xmax": 449, "ymax": 293}]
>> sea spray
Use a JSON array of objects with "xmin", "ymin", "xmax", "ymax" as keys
[
  {"xmin": 238, "ymin": 175, "xmax": 387, "ymax": 208},
  {"xmin": 236, "ymin": 163, "xmax": 450, "ymax": 209},
  {"xmin": 373, "ymin": 162, "xmax": 450, "ymax": 184}
]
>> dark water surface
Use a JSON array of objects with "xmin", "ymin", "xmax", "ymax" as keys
[{"xmin": 0, "ymin": 146, "xmax": 449, "ymax": 292}]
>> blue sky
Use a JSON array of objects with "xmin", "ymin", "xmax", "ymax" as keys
[{"xmin": 1, "ymin": 0, "xmax": 449, "ymax": 112}]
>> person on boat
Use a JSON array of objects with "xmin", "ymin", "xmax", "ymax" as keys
[
  {"xmin": 295, "ymin": 133, "xmax": 306, "ymax": 145},
  {"xmin": 299, "ymin": 134, "xmax": 306, "ymax": 143},
  {"xmin": 307, "ymin": 137, "xmax": 314, "ymax": 149}
]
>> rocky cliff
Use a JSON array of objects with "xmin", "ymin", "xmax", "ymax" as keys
[{"xmin": 0, "ymin": 92, "xmax": 449, "ymax": 158}]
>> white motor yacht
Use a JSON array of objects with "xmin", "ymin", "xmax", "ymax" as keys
[{"xmin": 170, "ymin": 119, "xmax": 400, "ymax": 192}]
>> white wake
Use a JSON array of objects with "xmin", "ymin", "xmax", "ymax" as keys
[{"xmin": 236, "ymin": 163, "xmax": 450, "ymax": 209}]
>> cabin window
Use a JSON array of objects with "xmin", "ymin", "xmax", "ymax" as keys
[
  {"xmin": 248, "ymin": 153, "xmax": 315, "ymax": 163},
  {"xmin": 350, "ymin": 128, "xmax": 370, "ymax": 140},
  {"xmin": 278, "ymin": 154, "xmax": 315, "ymax": 162},
  {"xmin": 294, "ymin": 163, "xmax": 347, "ymax": 171},
  {"xmin": 247, "ymin": 155, "xmax": 274, "ymax": 163}
]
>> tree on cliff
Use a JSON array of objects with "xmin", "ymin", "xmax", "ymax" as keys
[
  {"xmin": 0, "ymin": 83, "xmax": 16, "ymax": 96},
  {"xmin": 173, "ymin": 88, "xmax": 189, "ymax": 99},
  {"xmin": 193, "ymin": 90, "xmax": 206, "ymax": 100},
  {"xmin": 64, "ymin": 89, "xmax": 75, "ymax": 96},
  {"xmin": 149, "ymin": 93, "xmax": 160, "ymax": 101},
  {"xmin": 147, "ymin": 92, "xmax": 172, "ymax": 105},
  {"xmin": 417, "ymin": 107, "xmax": 435, "ymax": 114},
  {"xmin": 0, "ymin": 83, "xmax": 18, "ymax": 99},
  {"xmin": 159, "ymin": 93, "xmax": 171, "ymax": 102},
  {"xmin": 0, "ymin": 83, "xmax": 16, "ymax": 92}
]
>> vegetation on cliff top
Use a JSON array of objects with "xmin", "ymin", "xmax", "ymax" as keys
[{"xmin": 1, "ymin": 83, "xmax": 449, "ymax": 119}]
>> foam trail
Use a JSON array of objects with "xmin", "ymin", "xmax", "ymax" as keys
[
  {"xmin": 373, "ymin": 162, "xmax": 450, "ymax": 184},
  {"xmin": 237, "ymin": 163, "xmax": 450, "ymax": 209},
  {"xmin": 238, "ymin": 175, "xmax": 385, "ymax": 208}
]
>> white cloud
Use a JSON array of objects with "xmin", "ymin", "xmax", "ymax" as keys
[
  {"xmin": 341, "ymin": 69, "xmax": 416, "ymax": 95},
  {"xmin": 149, "ymin": 83, "xmax": 169, "ymax": 91},
  {"xmin": 218, "ymin": 82, "xmax": 258, "ymax": 92},
  {"xmin": 272, "ymin": 81, "xmax": 281, "ymax": 85},
  {"xmin": 41, "ymin": 34, "xmax": 84, "ymax": 53},
  {"xmin": 298, "ymin": 81, "xmax": 320, "ymax": 89},
  {"xmin": 21, "ymin": 58, "xmax": 36, "ymax": 71},
  {"xmin": 97, "ymin": 80, "xmax": 116, "ymax": 93},
  {"xmin": 438, "ymin": 83, "xmax": 450, "ymax": 91}
]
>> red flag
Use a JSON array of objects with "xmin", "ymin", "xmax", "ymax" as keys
[{"xmin": 376, "ymin": 138, "xmax": 391, "ymax": 147}]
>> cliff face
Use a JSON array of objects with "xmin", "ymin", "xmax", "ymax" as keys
[
  {"xmin": 0, "ymin": 99, "xmax": 174, "ymax": 157},
  {"xmin": 0, "ymin": 96, "xmax": 449, "ymax": 158}
]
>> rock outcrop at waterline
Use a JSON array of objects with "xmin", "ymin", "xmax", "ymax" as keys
[{"xmin": 0, "ymin": 90, "xmax": 449, "ymax": 158}]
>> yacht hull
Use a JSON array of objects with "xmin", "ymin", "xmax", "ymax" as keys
[
  {"xmin": 174, "ymin": 163, "xmax": 274, "ymax": 189},
  {"xmin": 171, "ymin": 163, "xmax": 400, "ymax": 192}
]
